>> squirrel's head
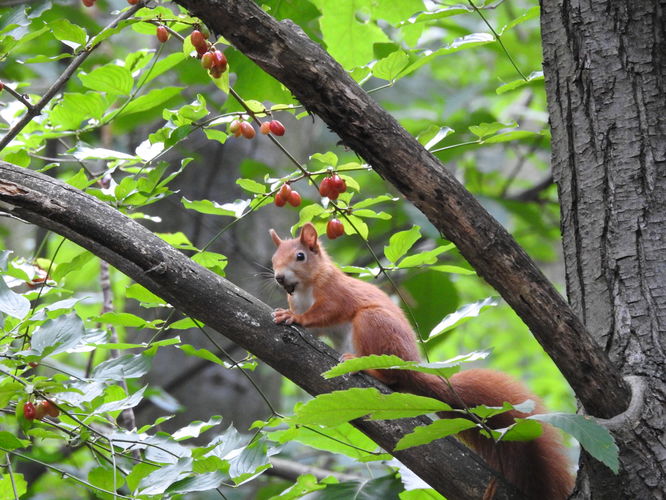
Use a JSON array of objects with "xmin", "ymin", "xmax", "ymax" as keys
[{"xmin": 269, "ymin": 223, "xmax": 325, "ymax": 294}]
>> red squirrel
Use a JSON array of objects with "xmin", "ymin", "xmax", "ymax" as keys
[{"xmin": 270, "ymin": 223, "xmax": 574, "ymax": 499}]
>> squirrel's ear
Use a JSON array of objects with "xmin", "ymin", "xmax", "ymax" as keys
[
  {"xmin": 300, "ymin": 223, "xmax": 319, "ymax": 251},
  {"xmin": 269, "ymin": 229, "xmax": 282, "ymax": 247}
]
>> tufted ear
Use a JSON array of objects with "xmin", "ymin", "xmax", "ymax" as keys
[
  {"xmin": 299, "ymin": 223, "xmax": 319, "ymax": 252},
  {"xmin": 269, "ymin": 229, "xmax": 282, "ymax": 247}
]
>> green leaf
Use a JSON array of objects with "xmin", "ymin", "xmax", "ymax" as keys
[
  {"xmin": 0, "ymin": 274, "xmax": 30, "ymax": 319},
  {"xmin": 497, "ymin": 70, "xmax": 544, "ymax": 95},
  {"xmin": 236, "ymin": 178, "xmax": 267, "ymax": 194},
  {"xmin": 469, "ymin": 121, "xmax": 517, "ymax": 138},
  {"xmin": 297, "ymin": 203, "xmax": 327, "ymax": 226},
  {"xmin": 372, "ymin": 49, "xmax": 409, "ymax": 81},
  {"xmin": 395, "ymin": 418, "xmax": 477, "ymax": 450},
  {"xmin": 317, "ymin": 0, "xmax": 391, "ymax": 69},
  {"xmin": 126, "ymin": 283, "xmax": 164, "ymax": 305},
  {"xmin": 353, "ymin": 195, "xmax": 396, "ymax": 209},
  {"xmin": 50, "ymin": 18, "xmax": 87, "ymax": 49},
  {"xmin": 428, "ymin": 297, "xmax": 500, "ymax": 339},
  {"xmin": 92, "ymin": 354, "xmax": 151, "ymax": 380},
  {"xmin": 529, "ymin": 413, "xmax": 620, "ymax": 473},
  {"xmin": 290, "ymin": 388, "xmax": 450, "ymax": 426},
  {"xmin": 31, "ymin": 314, "xmax": 85, "ymax": 356},
  {"xmin": 52, "ymin": 250, "xmax": 94, "ymax": 281},
  {"xmin": 323, "ymin": 354, "xmax": 414, "ymax": 379},
  {"xmin": 498, "ymin": 419, "xmax": 543, "ymax": 442},
  {"xmin": 98, "ymin": 311, "xmax": 147, "ymax": 328},
  {"xmin": 79, "ymin": 65, "xmax": 133, "ymax": 96},
  {"xmin": 116, "ymin": 87, "xmax": 183, "ymax": 117},
  {"xmin": 88, "ymin": 466, "xmax": 124, "ymax": 500},
  {"xmin": 397, "ymin": 244, "xmax": 455, "ymax": 268},
  {"xmin": 138, "ymin": 457, "xmax": 193, "ymax": 495},
  {"xmin": 95, "ymin": 386, "xmax": 147, "ymax": 414},
  {"xmin": 481, "ymin": 130, "xmax": 540, "ymax": 144},
  {"xmin": 49, "ymin": 92, "xmax": 107, "ymax": 129},
  {"xmin": 203, "ymin": 129, "xmax": 228, "ymax": 144},
  {"xmin": 181, "ymin": 197, "xmax": 249, "ymax": 217},
  {"xmin": 384, "ymin": 226, "xmax": 421, "ymax": 264},
  {"xmin": 0, "ymin": 430, "xmax": 30, "ymax": 450},
  {"xmin": 352, "ymin": 209, "xmax": 391, "ymax": 220},
  {"xmin": 309, "ymin": 475, "xmax": 404, "ymax": 499},
  {"xmin": 310, "ymin": 151, "xmax": 338, "ymax": 167},
  {"xmin": 0, "ymin": 473, "xmax": 27, "ymax": 499},
  {"xmin": 172, "ymin": 416, "xmax": 223, "ymax": 441},
  {"xmin": 166, "ymin": 471, "xmax": 227, "ymax": 495},
  {"xmin": 178, "ymin": 344, "xmax": 225, "ymax": 365},
  {"xmin": 192, "ymin": 251, "xmax": 228, "ymax": 276}
]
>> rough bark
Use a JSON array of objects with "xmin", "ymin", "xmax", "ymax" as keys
[
  {"xmin": 170, "ymin": 0, "xmax": 630, "ymax": 420},
  {"xmin": 540, "ymin": 0, "xmax": 666, "ymax": 498},
  {"xmin": 0, "ymin": 162, "xmax": 523, "ymax": 500}
]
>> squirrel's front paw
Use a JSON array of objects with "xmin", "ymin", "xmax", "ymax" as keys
[{"xmin": 272, "ymin": 308, "xmax": 296, "ymax": 325}]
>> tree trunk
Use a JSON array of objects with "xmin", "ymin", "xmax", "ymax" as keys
[{"xmin": 540, "ymin": 0, "xmax": 666, "ymax": 497}]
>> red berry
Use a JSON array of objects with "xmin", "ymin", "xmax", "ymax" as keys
[
  {"xmin": 212, "ymin": 50, "xmax": 227, "ymax": 72},
  {"xmin": 330, "ymin": 174, "xmax": 346, "ymax": 193},
  {"xmin": 156, "ymin": 25, "xmax": 169, "ymax": 44},
  {"xmin": 319, "ymin": 177, "xmax": 332, "ymax": 197},
  {"xmin": 279, "ymin": 183, "xmax": 292, "ymax": 199},
  {"xmin": 209, "ymin": 66, "xmax": 223, "ymax": 79},
  {"xmin": 195, "ymin": 43, "xmax": 209, "ymax": 58},
  {"xmin": 0, "ymin": 82, "xmax": 3, "ymax": 91},
  {"xmin": 269, "ymin": 120, "xmax": 286, "ymax": 136},
  {"xmin": 201, "ymin": 52, "xmax": 214, "ymax": 70},
  {"xmin": 274, "ymin": 193, "xmax": 287, "ymax": 207},
  {"xmin": 326, "ymin": 219, "xmax": 344, "ymax": 239},
  {"xmin": 127, "ymin": 0, "xmax": 139, "ymax": 4},
  {"xmin": 229, "ymin": 120, "xmax": 242, "ymax": 137},
  {"xmin": 191, "ymin": 30, "xmax": 206, "ymax": 50},
  {"xmin": 327, "ymin": 188, "xmax": 339, "ymax": 200},
  {"xmin": 82, "ymin": 0, "xmax": 95, "ymax": 6},
  {"xmin": 260, "ymin": 122, "xmax": 271, "ymax": 134},
  {"xmin": 288, "ymin": 190, "xmax": 302, "ymax": 207},
  {"xmin": 42, "ymin": 400, "xmax": 60, "ymax": 418},
  {"xmin": 28, "ymin": 361, "xmax": 38, "ymax": 368},
  {"xmin": 23, "ymin": 402, "xmax": 36, "ymax": 420},
  {"xmin": 240, "ymin": 122, "xmax": 255, "ymax": 139}
]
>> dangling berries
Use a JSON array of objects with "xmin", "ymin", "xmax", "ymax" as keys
[
  {"xmin": 127, "ymin": 0, "xmax": 139, "ymax": 4},
  {"xmin": 42, "ymin": 400, "xmax": 60, "ymax": 418},
  {"xmin": 201, "ymin": 52, "xmax": 214, "ymax": 70},
  {"xmin": 23, "ymin": 401, "xmax": 36, "ymax": 420},
  {"xmin": 229, "ymin": 120, "xmax": 242, "ymax": 137},
  {"xmin": 0, "ymin": 81, "xmax": 4, "ymax": 92},
  {"xmin": 287, "ymin": 190, "xmax": 302, "ymax": 207},
  {"xmin": 319, "ymin": 173, "xmax": 347, "ymax": 200},
  {"xmin": 269, "ymin": 120, "xmax": 286, "ymax": 136},
  {"xmin": 279, "ymin": 183, "xmax": 292, "ymax": 199},
  {"xmin": 274, "ymin": 193, "xmax": 287, "ymax": 207},
  {"xmin": 326, "ymin": 219, "xmax": 345, "ymax": 239},
  {"xmin": 260, "ymin": 122, "xmax": 271, "ymax": 135},
  {"xmin": 156, "ymin": 25, "xmax": 169, "ymax": 44},
  {"xmin": 239, "ymin": 121, "xmax": 255, "ymax": 139},
  {"xmin": 191, "ymin": 30, "xmax": 207, "ymax": 56},
  {"xmin": 82, "ymin": 0, "xmax": 95, "ymax": 6}
]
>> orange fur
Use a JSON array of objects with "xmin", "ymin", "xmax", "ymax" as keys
[{"xmin": 270, "ymin": 224, "xmax": 574, "ymax": 499}]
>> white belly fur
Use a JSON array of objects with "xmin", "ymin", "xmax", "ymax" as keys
[{"xmin": 290, "ymin": 286, "xmax": 352, "ymax": 352}]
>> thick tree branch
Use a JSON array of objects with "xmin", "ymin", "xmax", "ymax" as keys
[
  {"xmin": 171, "ymin": 0, "xmax": 630, "ymax": 418},
  {"xmin": 0, "ymin": 162, "xmax": 523, "ymax": 500}
]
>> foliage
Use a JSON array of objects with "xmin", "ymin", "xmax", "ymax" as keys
[{"xmin": 0, "ymin": 0, "xmax": 612, "ymax": 498}]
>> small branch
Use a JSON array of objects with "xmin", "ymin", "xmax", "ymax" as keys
[
  {"xmin": 0, "ymin": 83, "xmax": 35, "ymax": 111},
  {"xmin": 267, "ymin": 456, "xmax": 364, "ymax": 483},
  {"xmin": 0, "ymin": 3, "xmax": 142, "ymax": 152}
]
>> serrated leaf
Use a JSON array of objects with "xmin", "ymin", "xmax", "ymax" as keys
[
  {"xmin": 384, "ymin": 226, "xmax": 421, "ymax": 264},
  {"xmin": 92, "ymin": 354, "xmax": 151, "ymax": 380},
  {"xmin": 31, "ymin": 314, "xmax": 85, "ymax": 356},
  {"xmin": 395, "ymin": 418, "xmax": 477, "ymax": 450},
  {"xmin": 428, "ymin": 297, "xmax": 500, "ymax": 339},
  {"xmin": 0, "ymin": 276, "xmax": 30, "ymax": 319},
  {"xmin": 79, "ymin": 65, "xmax": 133, "ymax": 96},
  {"xmin": 529, "ymin": 413, "xmax": 619, "ymax": 473},
  {"xmin": 290, "ymin": 388, "xmax": 450, "ymax": 426}
]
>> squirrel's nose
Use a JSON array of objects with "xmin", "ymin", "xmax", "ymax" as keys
[{"xmin": 275, "ymin": 274, "xmax": 285, "ymax": 286}]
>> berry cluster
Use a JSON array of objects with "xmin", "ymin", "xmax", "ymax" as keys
[
  {"xmin": 23, "ymin": 400, "xmax": 60, "ymax": 421},
  {"xmin": 191, "ymin": 29, "xmax": 227, "ymax": 79},
  {"xmin": 319, "ymin": 174, "xmax": 346, "ymax": 200},
  {"xmin": 274, "ymin": 183, "xmax": 301, "ymax": 207},
  {"xmin": 259, "ymin": 120, "xmax": 286, "ymax": 136},
  {"xmin": 229, "ymin": 119, "xmax": 255, "ymax": 139}
]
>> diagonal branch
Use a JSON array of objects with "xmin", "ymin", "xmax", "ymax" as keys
[
  {"xmin": 0, "ymin": 162, "xmax": 523, "ymax": 500},
  {"xmin": 171, "ymin": 0, "xmax": 630, "ymax": 419}
]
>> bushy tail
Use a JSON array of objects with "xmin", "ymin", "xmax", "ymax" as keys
[{"xmin": 397, "ymin": 369, "xmax": 574, "ymax": 499}]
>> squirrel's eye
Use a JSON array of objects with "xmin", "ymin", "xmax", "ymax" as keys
[{"xmin": 296, "ymin": 252, "xmax": 306, "ymax": 261}]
